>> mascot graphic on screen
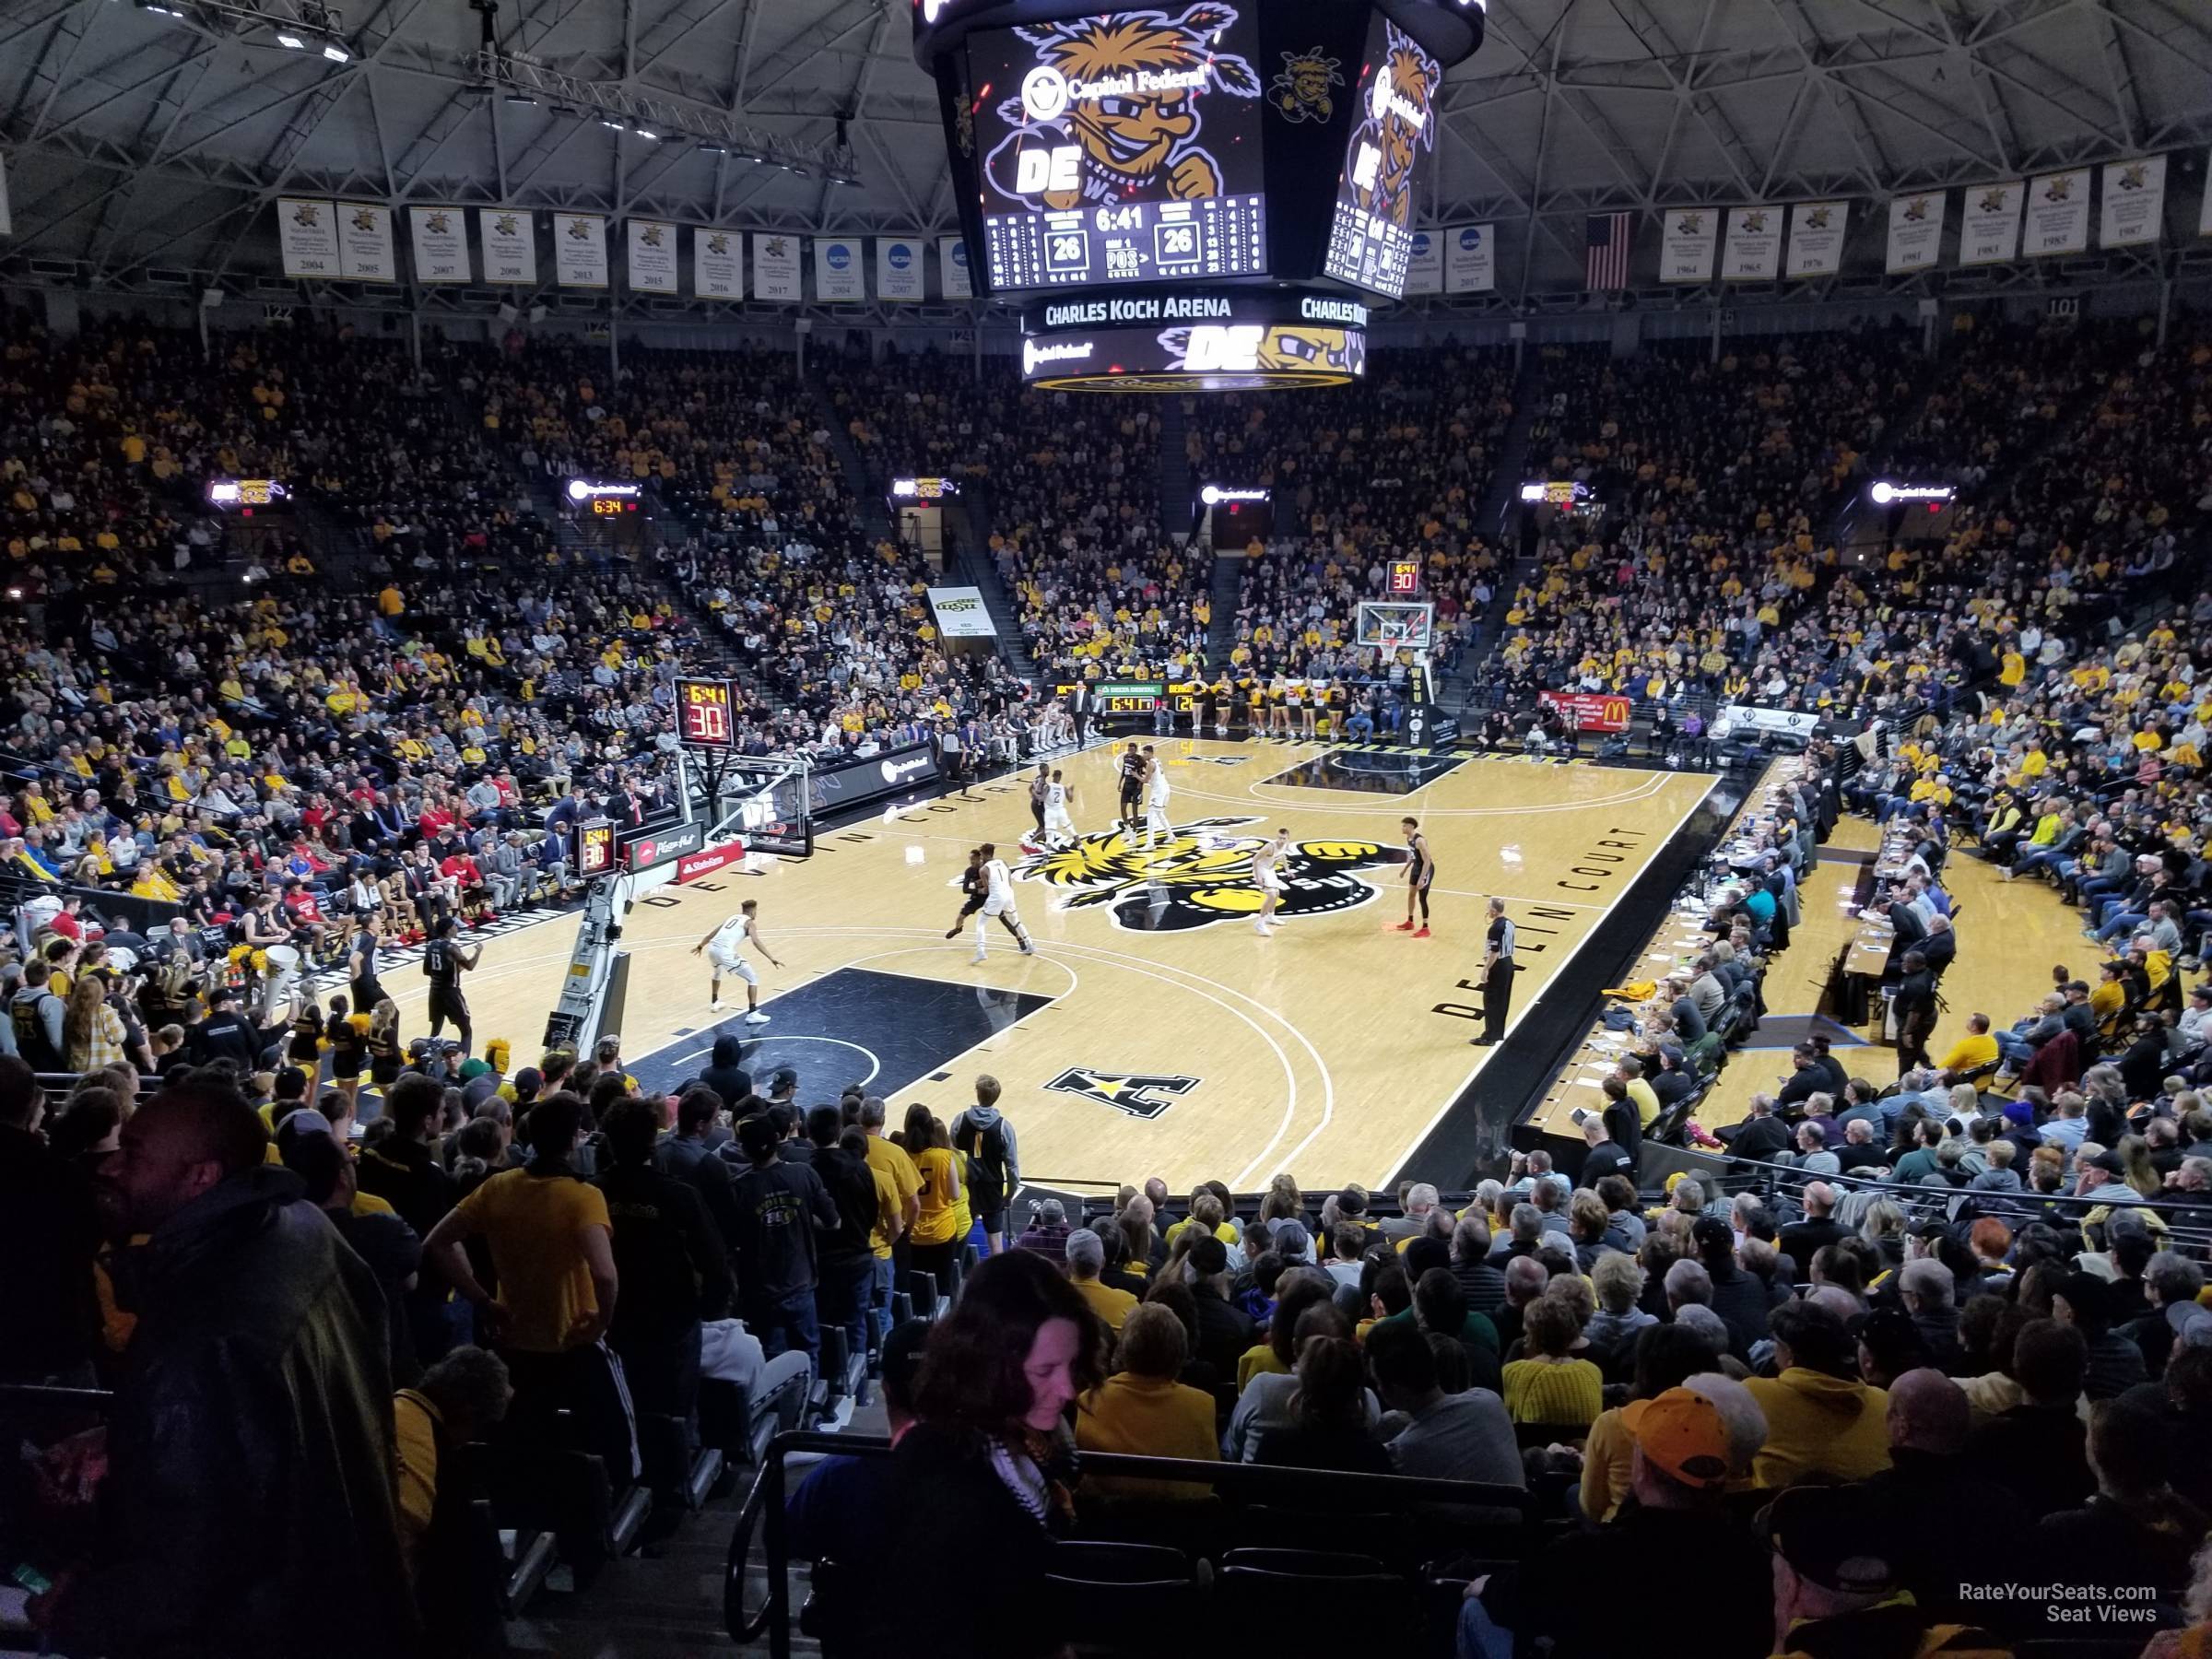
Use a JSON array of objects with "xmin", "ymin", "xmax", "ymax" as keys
[
  {"xmin": 984, "ymin": 5, "xmax": 1260, "ymax": 212},
  {"xmin": 1345, "ymin": 21, "xmax": 1441, "ymax": 230}
]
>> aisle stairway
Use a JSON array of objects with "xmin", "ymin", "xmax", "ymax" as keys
[
  {"xmin": 1154, "ymin": 394, "xmax": 1192, "ymax": 542},
  {"xmin": 951, "ymin": 487, "xmax": 1040, "ymax": 684},
  {"xmin": 1206, "ymin": 551, "xmax": 1241, "ymax": 666},
  {"xmin": 1452, "ymin": 364, "xmax": 1541, "ymax": 700},
  {"xmin": 804, "ymin": 371, "xmax": 893, "ymax": 546}
]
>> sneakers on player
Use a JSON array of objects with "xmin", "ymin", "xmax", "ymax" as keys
[
  {"xmin": 744, "ymin": 1009, "xmax": 771, "ymax": 1025},
  {"xmin": 944, "ymin": 926, "xmax": 961, "ymax": 939},
  {"xmin": 1019, "ymin": 941, "xmax": 1036, "ymax": 956},
  {"xmin": 1394, "ymin": 920, "xmax": 1416, "ymax": 932},
  {"xmin": 710, "ymin": 1000, "xmax": 725, "ymax": 1013},
  {"xmin": 971, "ymin": 950, "xmax": 988, "ymax": 964},
  {"xmin": 1415, "ymin": 927, "xmax": 1430, "ymax": 938}
]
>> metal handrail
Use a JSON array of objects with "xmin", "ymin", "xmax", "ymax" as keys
[{"xmin": 725, "ymin": 1430, "xmax": 1537, "ymax": 1659}]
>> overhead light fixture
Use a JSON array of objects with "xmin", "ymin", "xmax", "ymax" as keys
[
  {"xmin": 138, "ymin": 1, "xmax": 187, "ymax": 16},
  {"xmin": 503, "ymin": 90, "xmax": 536, "ymax": 105},
  {"xmin": 601, "ymin": 118, "xmax": 626, "ymax": 131},
  {"xmin": 276, "ymin": 29, "xmax": 305, "ymax": 46},
  {"xmin": 321, "ymin": 40, "xmax": 348, "ymax": 60},
  {"xmin": 698, "ymin": 142, "xmax": 726, "ymax": 154},
  {"xmin": 633, "ymin": 127, "xmax": 658, "ymax": 140}
]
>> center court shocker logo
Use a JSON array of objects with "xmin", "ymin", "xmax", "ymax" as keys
[
  {"xmin": 1047, "ymin": 1066, "xmax": 1200, "ymax": 1119},
  {"xmin": 1014, "ymin": 815, "xmax": 1391, "ymax": 932}
]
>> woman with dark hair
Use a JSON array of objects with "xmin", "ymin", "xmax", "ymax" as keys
[
  {"xmin": 903, "ymin": 1105, "xmax": 964, "ymax": 1292},
  {"xmin": 1252, "ymin": 1336, "xmax": 1391, "ymax": 1474},
  {"xmin": 880, "ymin": 1250, "xmax": 1101, "ymax": 1658}
]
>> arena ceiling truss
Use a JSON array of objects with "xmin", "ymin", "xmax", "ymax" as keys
[{"xmin": 3, "ymin": 0, "xmax": 2210, "ymax": 312}]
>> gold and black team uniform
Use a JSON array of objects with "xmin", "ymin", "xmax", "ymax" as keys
[
  {"xmin": 366, "ymin": 1018, "xmax": 403, "ymax": 1088},
  {"xmin": 329, "ymin": 1008, "xmax": 369, "ymax": 1082},
  {"xmin": 288, "ymin": 1002, "xmax": 324, "ymax": 1069}
]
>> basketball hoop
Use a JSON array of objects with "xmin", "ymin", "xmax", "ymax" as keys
[{"xmin": 1356, "ymin": 600, "xmax": 1435, "ymax": 654}]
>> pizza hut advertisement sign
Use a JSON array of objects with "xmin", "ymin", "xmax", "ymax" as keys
[
  {"xmin": 676, "ymin": 839, "xmax": 748, "ymax": 884},
  {"xmin": 622, "ymin": 820, "xmax": 705, "ymax": 871}
]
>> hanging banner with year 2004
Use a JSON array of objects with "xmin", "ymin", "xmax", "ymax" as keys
[{"xmin": 276, "ymin": 198, "xmax": 340, "ymax": 277}]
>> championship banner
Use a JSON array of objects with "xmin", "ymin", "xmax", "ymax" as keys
[
  {"xmin": 694, "ymin": 228, "xmax": 742, "ymax": 299},
  {"xmin": 478, "ymin": 208, "xmax": 537, "ymax": 284},
  {"xmin": 877, "ymin": 236, "xmax": 924, "ymax": 300},
  {"xmin": 1442, "ymin": 223, "xmax": 1494, "ymax": 292},
  {"xmin": 2099, "ymin": 156, "xmax": 2166, "ymax": 249},
  {"xmin": 752, "ymin": 233, "xmax": 801, "ymax": 301},
  {"xmin": 410, "ymin": 207, "xmax": 471, "ymax": 284},
  {"xmin": 1659, "ymin": 208, "xmax": 1718, "ymax": 284},
  {"xmin": 1884, "ymin": 193, "xmax": 1944, "ymax": 274},
  {"xmin": 336, "ymin": 203, "xmax": 396, "ymax": 281},
  {"xmin": 1538, "ymin": 690, "xmax": 1632, "ymax": 734},
  {"xmin": 815, "ymin": 237, "xmax": 865, "ymax": 300},
  {"xmin": 938, "ymin": 235, "xmax": 973, "ymax": 299},
  {"xmin": 627, "ymin": 218, "xmax": 677, "ymax": 294},
  {"xmin": 676, "ymin": 677, "xmax": 736, "ymax": 748},
  {"xmin": 926, "ymin": 586, "xmax": 997, "ymax": 639},
  {"xmin": 554, "ymin": 213, "xmax": 608, "ymax": 288},
  {"xmin": 1784, "ymin": 201, "xmax": 1846, "ymax": 277},
  {"xmin": 1959, "ymin": 182, "xmax": 2022, "ymax": 265},
  {"xmin": 2023, "ymin": 169, "xmax": 2090, "ymax": 258},
  {"xmin": 1718, "ymin": 704, "xmax": 1821, "ymax": 738},
  {"xmin": 622, "ymin": 820, "xmax": 705, "ymax": 872},
  {"xmin": 577, "ymin": 818, "xmax": 617, "ymax": 877},
  {"xmin": 276, "ymin": 198, "xmax": 340, "ymax": 278},
  {"xmin": 1405, "ymin": 229, "xmax": 1443, "ymax": 294},
  {"xmin": 676, "ymin": 839, "xmax": 747, "ymax": 884},
  {"xmin": 1721, "ymin": 206, "xmax": 1781, "ymax": 281}
]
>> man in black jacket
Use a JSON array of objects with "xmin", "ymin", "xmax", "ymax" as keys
[
  {"xmin": 1720, "ymin": 1093, "xmax": 1793, "ymax": 1160},
  {"xmin": 0, "ymin": 1057, "xmax": 100, "ymax": 1384},
  {"xmin": 42, "ymin": 1079, "xmax": 414, "ymax": 1658},
  {"xmin": 805, "ymin": 1106, "xmax": 890, "ymax": 1371},
  {"xmin": 1692, "ymin": 1217, "xmax": 1771, "ymax": 1359},
  {"xmin": 655, "ymin": 1083, "xmax": 745, "ymax": 1251},
  {"xmin": 1576, "ymin": 1112, "xmax": 1630, "ymax": 1187},
  {"xmin": 1186, "ymin": 1234, "xmax": 1256, "ymax": 1377},
  {"xmin": 592, "ymin": 1098, "xmax": 731, "ymax": 1433},
  {"xmin": 730, "ymin": 1112, "xmax": 840, "ymax": 1359}
]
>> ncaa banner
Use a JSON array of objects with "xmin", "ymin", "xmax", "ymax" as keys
[
  {"xmin": 938, "ymin": 235, "xmax": 973, "ymax": 299},
  {"xmin": 336, "ymin": 203, "xmax": 396, "ymax": 281},
  {"xmin": 1405, "ymin": 229, "xmax": 1443, "ymax": 294},
  {"xmin": 1959, "ymin": 181, "xmax": 2021, "ymax": 265},
  {"xmin": 2023, "ymin": 169, "xmax": 2089, "ymax": 257},
  {"xmin": 554, "ymin": 212, "xmax": 608, "ymax": 288},
  {"xmin": 410, "ymin": 207, "xmax": 471, "ymax": 284},
  {"xmin": 877, "ymin": 236, "xmax": 924, "ymax": 300},
  {"xmin": 1658, "ymin": 208, "xmax": 1718, "ymax": 283},
  {"xmin": 752, "ymin": 232, "xmax": 801, "ymax": 301},
  {"xmin": 1784, "ymin": 201, "xmax": 1846, "ymax": 277},
  {"xmin": 927, "ymin": 585, "xmax": 997, "ymax": 639},
  {"xmin": 1442, "ymin": 224, "xmax": 1493, "ymax": 292},
  {"xmin": 276, "ymin": 198, "xmax": 340, "ymax": 278},
  {"xmin": 1884, "ymin": 193, "xmax": 1944, "ymax": 274},
  {"xmin": 693, "ymin": 228, "xmax": 742, "ymax": 299},
  {"xmin": 815, "ymin": 236, "xmax": 865, "ymax": 300},
  {"xmin": 1720, "ymin": 206, "xmax": 1781, "ymax": 280},
  {"xmin": 2099, "ymin": 155, "xmax": 2166, "ymax": 249},
  {"xmin": 478, "ymin": 208, "xmax": 537, "ymax": 283},
  {"xmin": 627, "ymin": 218, "xmax": 677, "ymax": 294}
]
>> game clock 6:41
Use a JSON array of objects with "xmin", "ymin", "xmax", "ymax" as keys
[{"xmin": 965, "ymin": 6, "xmax": 1270, "ymax": 294}]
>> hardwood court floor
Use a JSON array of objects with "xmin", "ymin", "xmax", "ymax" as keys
[
  {"xmin": 1694, "ymin": 818, "xmax": 2092, "ymax": 1127},
  {"xmin": 393, "ymin": 739, "xmax": 1714, "ymax": 1194}
]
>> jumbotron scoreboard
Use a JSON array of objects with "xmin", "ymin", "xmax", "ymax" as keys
[{"xmin": 914, "ymin": 0, "xmax": 1486, "ymax": 391}]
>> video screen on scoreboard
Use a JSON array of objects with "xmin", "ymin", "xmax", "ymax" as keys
[
  {"xmin": 1021, "ymin": 320, "xmax": 1363, "ymax": 391},
  {"xmin": 1320, "ymin": 11, "xmax": 1442, "ymax": 300},
  {"xmin": 966, "ymin": 6, "xmax": 1269, "ymax": 292}
]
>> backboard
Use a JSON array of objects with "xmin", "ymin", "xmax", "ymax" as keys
[{"xmin": 1356, "ymin": 600, "xmax": 1435, "ymax": 653}]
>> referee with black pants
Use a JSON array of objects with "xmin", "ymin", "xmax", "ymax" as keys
[{"xmin": 1472, "ymin": 897, "xmax": 1516, "ymax": 1046}]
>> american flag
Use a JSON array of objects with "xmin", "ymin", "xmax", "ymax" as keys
[{"xmin": 1586, "ymin": 212, "xmax": 1632, "ymax": 290}]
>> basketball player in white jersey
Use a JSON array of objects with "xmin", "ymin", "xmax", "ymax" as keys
[
  {"xmin": 1252, "ymin": 827, "xmax": 1289, "ymax": 935},
  {"xmin": 1141, "ymin": 744, "xmax": 1172, "ymax": 850},
  {"xmin": 1041, "ymin": 769, "xmax": 1077, "ymax": 847},
  {"xmin": 971, "ymin": 842, "xmax": 1035, "ymax": 962},
  {"xmin": 692, "ymin": 897, "xmax": 782, "ymax": 1022}
]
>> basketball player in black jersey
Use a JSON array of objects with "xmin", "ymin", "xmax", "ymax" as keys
[
  {"xmin": 1397, "ymin": 816, "xmax": 1436, "ymax": 937},
  {"xmin": 1116, "ymin": 741, "xmax": 1145, "ymax": 830},
  {"xmin": 422, "ymin": 916, "xmax": 482, "ymax": 1054},
  {"xmin": 946, "ymin": 847, "xmax": 988, "ymax": 938}
]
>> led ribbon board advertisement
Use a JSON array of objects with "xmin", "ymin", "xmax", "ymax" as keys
[
  {"xmin": 566, "ymin": 478, "xmax": 642, "ymax": 516},
  {"xmin": 1019, "ymin": 287, "xmax": 1366, "ymax": 391}
]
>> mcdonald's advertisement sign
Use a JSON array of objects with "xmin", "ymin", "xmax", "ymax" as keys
[{"xmin": 1539, "ymin": 690, "xmax": 1633, "ymax": 733}]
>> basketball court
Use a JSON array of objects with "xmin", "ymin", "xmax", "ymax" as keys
[{"xmin": 366, "ymin": 738, "xmax": 1717, "ymax": 1194}]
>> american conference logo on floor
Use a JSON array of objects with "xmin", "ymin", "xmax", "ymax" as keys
[
  {"xmin": 1014, "ymin": 816, "xmax": 1391, "ymax": 931},
  {"xmin": 1047, "ymin": 1066, "xmax": 1200, "ymax": 1120}
]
